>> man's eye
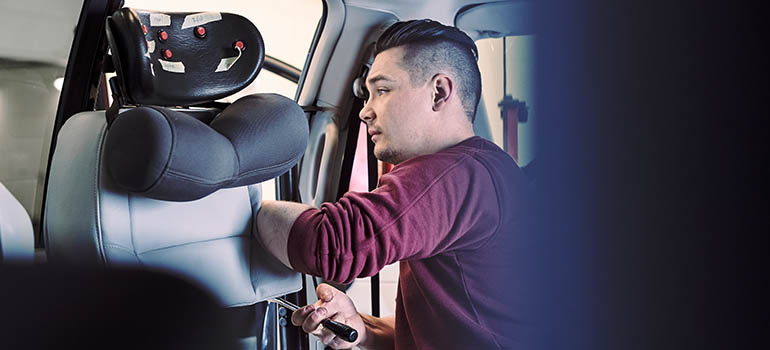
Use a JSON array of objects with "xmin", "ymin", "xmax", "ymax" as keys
[{"xmin": 376, "ymin": 88, "xmax": 389, "ymax": 95}]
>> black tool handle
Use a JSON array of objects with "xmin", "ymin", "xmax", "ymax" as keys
[{"xmin": 322, "ymin": 319, "xmax": 358, "ymax": 342}]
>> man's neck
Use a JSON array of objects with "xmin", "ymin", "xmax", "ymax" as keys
[
  {"xmin": 428, "ymin": 126, "xmax": 475, "ymax": 153},
  {"xmin": 390, "ymin": 132, "xmax": 476, "ymax": 165}
]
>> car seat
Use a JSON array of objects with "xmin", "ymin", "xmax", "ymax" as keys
[{"xmin": 43, "ymin": 8, "xmax": 307, "ymax": 307}]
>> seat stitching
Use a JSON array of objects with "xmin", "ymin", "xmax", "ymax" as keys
[
  {"xmin": 157, "ymin": 154, "xmax": 300, "ymax": 186},
  {"xmin": 103, "ymin": 243, "xmax": 138, "ymax": 256},
  {"xmin": 134, "ymin": 233, "xmax": 247, "ymax": 255},
  {"xmin": 94, "ymin": 121, "xmax": 108, "ymax": 265},
  {"xmin": 127, "ymin": 192, "xmax": 138, "ymax": 263}
]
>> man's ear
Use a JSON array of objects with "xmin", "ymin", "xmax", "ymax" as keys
[{"xmin": 431, "ymin": 74, "xmax": 454, "ymax": 112}]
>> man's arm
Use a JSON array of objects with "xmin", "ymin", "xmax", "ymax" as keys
[
  {"xmin": 256, "ymin": 199, "xmax": 314, "ymax": 268},
  {"xmin": 358, "ymin": 314, "xmax": 395, "ymax": 350}
]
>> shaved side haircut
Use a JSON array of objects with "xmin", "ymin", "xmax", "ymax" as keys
[{"xmin": 374, "ymin": 19, "xmax": 482, "ymax": 122}]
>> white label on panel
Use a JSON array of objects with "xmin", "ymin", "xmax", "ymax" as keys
[
  {"xmin": 150, "ymin": 13, "xmax": 171, "ymax": 27},
  {"xmin": 215, "ymin": 56, "xmax": 239, "ymax": 72},
  {"xmin": 181, "ymin": 12, "xmax": 222, "ymax": 29},
  {"xmin": 159, "ymin": 59, "xmax": 185, "ymax": 73}
]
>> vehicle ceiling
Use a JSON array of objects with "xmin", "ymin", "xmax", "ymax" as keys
[
  {"xmin": 0, "ymin": 0, "xmax": 83, "ymax": 66},
  {"xmin": 344, "ymin": 0, "xmax": 493, "ymax": 24}
]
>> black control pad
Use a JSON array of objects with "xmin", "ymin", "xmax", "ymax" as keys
[{"xmin": 106, "ymin": 8, "xmax": 264, "ymax": 106}]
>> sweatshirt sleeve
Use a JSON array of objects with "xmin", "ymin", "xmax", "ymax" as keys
[{"xmin": 286, "ymin": 151, "xmax": 501, "ymax": 284}]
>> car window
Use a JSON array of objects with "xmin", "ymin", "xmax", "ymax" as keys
[
  {"xmin": 0, "ymin": 0, "xmax": 84, "ymax": 234},
  {"xmin": 477, "ymin": 35, "xmax": 536, "ymax": 167}
]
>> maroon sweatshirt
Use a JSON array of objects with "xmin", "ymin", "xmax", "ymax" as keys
[{"xmin": 288, "ymin": 136, "xmax": 529, "ymax": 349}]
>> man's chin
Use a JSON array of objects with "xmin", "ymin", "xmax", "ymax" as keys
[{"xmin": 374, "ymin": 147, "xmax": 403, "ymax": 165}]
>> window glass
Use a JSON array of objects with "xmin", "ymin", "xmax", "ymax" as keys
[
  {"xmin": 0, "ymin": 0, "xmax": 84, "ymax": 232},
  {"xmin": 476, "ymin": 35, "xmax": 536, "ymax": 167}
]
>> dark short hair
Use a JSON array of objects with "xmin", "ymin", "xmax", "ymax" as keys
[{"xmin": 374, "ymin": 19, "xmax": 482, "ymax": 122}]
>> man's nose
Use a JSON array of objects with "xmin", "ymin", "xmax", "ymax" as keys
[{"xmin": 359, "ymin": 103, "xmax": 374, "ymax": 122}]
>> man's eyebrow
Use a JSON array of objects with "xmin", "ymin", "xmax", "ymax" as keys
[{"xmin": 366, "ymin": 74, "xmax": 395, "ymax": 86}]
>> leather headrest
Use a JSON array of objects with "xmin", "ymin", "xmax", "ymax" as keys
[
  {"xmin": 105, "ymin": 8, "xmax": 264, "ymax": 106},
  {"xmin": 104, "ymin": 94, "xmax": 308, "ymax": 201}
]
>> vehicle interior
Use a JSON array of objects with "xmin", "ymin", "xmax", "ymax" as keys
[
  {"xmin": 3, "ymin": 0, "xmax": 765, "ymax": 349},
  {"xmin": 1, "ymin": 0, "xmax": 534, "ymax": 348}
]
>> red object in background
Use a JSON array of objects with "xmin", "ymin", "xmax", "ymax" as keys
[
  {"xmin": 162, "ymin": 49, "xmax": 172, "ymax": 59},
  {"xmin": 349, "ymin": 122, "xmax": 394, "ymax": 193},
  {"xmin": 505, "ymin": 107, "xmax": 518, "ymax": 162},
  {"xmin": 349, "ymin": 123, "xmax": 370, "ymax": 192},
  {"xmin": 233, "ymin": 40, "xmax": 244, "ymax": 51},
  {"xmin": 498, "ymin": 95, "xmax": 528, "ymax": 162},
  {"xmin": 158, "ymin": 30, "xmax": 168, "ymax": 42},
  {"xmin": 142, "ymin": 24, "xmax": 147, "ymax": 35}
]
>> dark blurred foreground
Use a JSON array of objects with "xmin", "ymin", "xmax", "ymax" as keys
[
  {"xmin": 529, "ymin": 1, "xmax": 768, "ymax": 349},
  {"xmin": 0, "ymin": 265, "xmax": 245, "ymax": 349}
]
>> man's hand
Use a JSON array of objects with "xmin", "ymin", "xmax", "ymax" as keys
[{"xmin": 291, "ymin": 283, "xmax": 368, "ymax": 349}]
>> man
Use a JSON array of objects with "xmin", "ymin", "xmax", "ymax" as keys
[{"xmin": 257, "ymin": 19, "xmax": 529, "ymax": 349}]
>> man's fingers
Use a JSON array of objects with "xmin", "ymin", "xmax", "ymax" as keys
[
  {"xmin": 321, "ymin": 314, "xmax": 352, "ymax": 348},
  {"xmin": 292, "ymin": 284, "xmax": 341, "ymax": 333},
  {"xmin": 316, "ymin": 283, "xmax": 336, "ymax": 302},
  {"xmin": 290, "ymin": 304, "xmax": 315, "ymax": 327},
  {"xmin": 301, "ymin": 306, "xmax": 328, "ymax": 334},
  {"xmin": 293, "ymin": 284, "xmax": 360, "ymax": 347},
  {"xmin": 319, "ymin": 330, "xmax": 338, "ymax": 345},
  {"xmin": 308, "ymin": 324, "xmax": 325, "ymax": 338}
]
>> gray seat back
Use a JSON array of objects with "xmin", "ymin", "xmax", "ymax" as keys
[{"xmin": 0, "ymin": 182, "xmax": 34, "ymax": 264}]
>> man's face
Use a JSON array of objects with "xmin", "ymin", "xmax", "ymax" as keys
[{"xmin": 359, "ymin": 46, "xmax": 435, "ymax": 164}]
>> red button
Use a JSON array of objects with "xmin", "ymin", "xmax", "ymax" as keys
[
  {"xmin": 158, "ymin": 30, "xmax": 168, "ymax": 42},
  {"xmin": 195, "ymin": 26, "xmax": 206, "ymax": 38},
  {"xmin": 234, "ymin": 40, "xmax": 244, "ymax": 50},
  {"xmin": 162, "ymin": 49, "xmax": 172, "ymax": 59},
  {"xmin": 142, "ymin": 25, "xmax": 148, "ymax": 35}
]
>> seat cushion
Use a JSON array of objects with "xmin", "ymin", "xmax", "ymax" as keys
[{"xmin": 104, "ymin": 94, "xmax": 308, "ymax": 201}]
